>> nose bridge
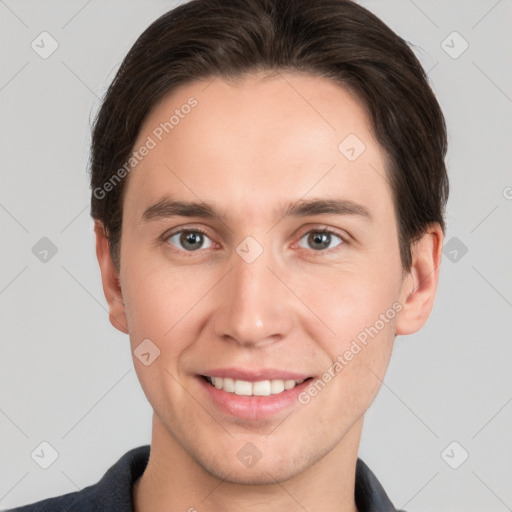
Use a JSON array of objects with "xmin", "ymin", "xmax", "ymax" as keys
[{"xmin": 213, "ymin": 244, "xmax": 293, "ymax": 346}]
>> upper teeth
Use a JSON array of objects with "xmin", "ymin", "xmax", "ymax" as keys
[{"xmin": 208, "ymin": 377, "xmax": 305, "ymax": 396}]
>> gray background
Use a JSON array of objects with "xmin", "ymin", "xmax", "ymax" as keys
[{"xmin": 1, "ymin": 0, "xmax": 511, "ymax": 510}]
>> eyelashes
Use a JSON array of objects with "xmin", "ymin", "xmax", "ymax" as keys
[
  {"xmin": 166, "ymin": 229, "xmax": 214, "ymax": 252},
  {"xmin": 163, "ymin": 227, "xmax": 346, "ymax": 254},
  {"xmin": 296, "ymin": 230, "xmax": 344, "ymax": 252}
]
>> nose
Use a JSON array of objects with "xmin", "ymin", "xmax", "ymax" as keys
[{"xmin": 212, "ymin": 248, "xmax": 295, "ymax": 348}]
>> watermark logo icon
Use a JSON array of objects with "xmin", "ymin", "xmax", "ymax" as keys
[
  {"xmin": 338, "ymin": 133, "xmax": 366, "ymax": 161},
  {"xmin": 237, "ymin": 442, "xmax": 263, "ymax": 468},
  {"xmin": 441, "ymin": 441, "xmax": 469, "ymax": 469},
  {"xmin": 31, "ymin": 32, "xmax": 59, "ymax": 59},
  {"xmin": 134, "ymin": 339, "xmax": 161, "ymax": 366},
  {"xmin": 32, "ymin": 237, "xmax": 58, "ymax": 263},
  {"xmin": 441, "ymin": 31, "xmax": 469, "ymax": 59},
  {"xmin": 31, "ymin": 441, "xmax": 59, "ymax": 469},
  {"xmin": 443, "ymin": 236, "xmax": 468, "ymax": 263},
  {"xmin": 236, "ymin": 236, "xmax": 263, "ymax": 264}
]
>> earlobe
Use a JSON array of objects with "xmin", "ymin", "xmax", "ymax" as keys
[
  {"xmin": 94, "ymin": 221, "xmax": 129, "ymax": 334},
  {"xmin": 395, "ymin": 224, "xmax": 443, "ymax": 336}
]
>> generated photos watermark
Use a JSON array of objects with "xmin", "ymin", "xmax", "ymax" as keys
[
  {"xmin": 298, "ymin": 301, "xmax": 403, "ymax": 405},
  {"xmin": 93, "ymin": 96, "xmax": 198, "ymax": 200}
]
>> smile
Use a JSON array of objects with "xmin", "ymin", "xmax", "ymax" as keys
[{"xmin": 203, "ymin": 376, "xmax": 309, "ymax": 396}]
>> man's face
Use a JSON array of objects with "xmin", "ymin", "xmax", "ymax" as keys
[{"xmin": 116, "ymin": 72, "xmax": 411, "ymax": 483}]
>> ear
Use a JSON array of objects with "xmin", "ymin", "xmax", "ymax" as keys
[
  {"xmin": 94, "ymin": 221, "xmax": 129, "ymax": 334},
  {"xmin": 395, "ymin": 224, "xmax": 443, "ymax": 335}
]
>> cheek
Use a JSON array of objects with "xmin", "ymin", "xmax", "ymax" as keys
[
  {"xmin": 120, "ymin": 261, "xmax": 179, "ymax": 350},
  {"xmin": 296, "ymin": 274, "xmax": 399, "ymax": 421},
  {"xmin": 295, "ymin": 264, "xmax": 402, "ymax": 343},
  {"xmin": 120, "ymin": 259, "xmax": 219, "ymax": 361},
  {"xmin": 120, "ymin": 264, "xmax": 198, "ymax": 412},
  {"xmin": 292, "ymin": 266, "xmax": 401, "ymax": 415}
]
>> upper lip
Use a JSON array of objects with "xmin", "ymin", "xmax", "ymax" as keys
[{"xmin": 200, "ymin": 368, "xmax": 312, "ymax": 382}]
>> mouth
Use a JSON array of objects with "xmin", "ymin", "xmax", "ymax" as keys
[
  {"xmin": 201, "ymin": 375, "xmax": 313, "ymax": 396},
  {"xmin": 197, "ymin": 372, "xmax": 315, "ymax": 420}
]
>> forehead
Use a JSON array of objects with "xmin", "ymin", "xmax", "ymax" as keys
[{"xmin": 124, "ymin": 72, "xmax": 393, "ymax": 222}]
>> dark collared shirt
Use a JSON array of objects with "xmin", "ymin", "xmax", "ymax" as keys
[{"xmin": 6, "ymin": 445, "xmax": 404, "ymax": 511}]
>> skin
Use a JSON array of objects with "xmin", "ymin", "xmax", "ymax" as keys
[{"xmin": 95, "ymin": 71, "xmax": 443, "ymax": 512}]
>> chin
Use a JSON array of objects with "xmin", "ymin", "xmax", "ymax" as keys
[
  {"xmin": 186, "ymin": 437, "xmax": 326, "ymax": 486},
  {"xmin": 201, "ymin": 456, "xmax": 305, "ymax": 485}
]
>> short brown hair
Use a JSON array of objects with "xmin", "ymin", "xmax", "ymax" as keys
[{"xmin": 90, "ymin": 0, "xmax": 448, "ymax": 270}]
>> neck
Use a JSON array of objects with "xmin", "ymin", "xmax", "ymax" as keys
[{"xmin": 134, "ymin": 415, "xmax": 362, "ymax": 512}]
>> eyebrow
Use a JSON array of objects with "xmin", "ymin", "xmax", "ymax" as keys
[
  {"xmin": 141, "ymin": 197, "xmax": 371, "ymax": 222},
  {"xmin": 282, "ymin": 198, "xmax": 371, "ymax": 219}
]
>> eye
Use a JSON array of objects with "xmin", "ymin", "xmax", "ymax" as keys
[
  {"xmin": 166, "ymin": 230, "xmax": 214, "ymax": 252},
  {"xmin": 297, "ymin": 230, "xmax": 344, "ymax": 251}
]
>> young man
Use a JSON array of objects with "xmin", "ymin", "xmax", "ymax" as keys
[{"xmin": 8, "ymin": 0, "xmax": 447, "ymax": 510}]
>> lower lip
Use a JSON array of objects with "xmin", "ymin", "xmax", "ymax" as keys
[{"xmin": 198, "ymin": 377, "xmax": 312, "ymax": 420}]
